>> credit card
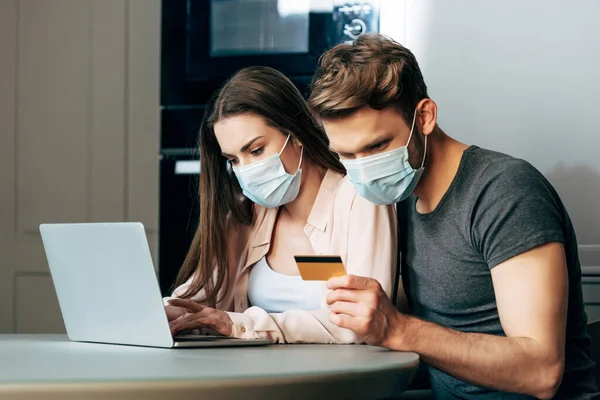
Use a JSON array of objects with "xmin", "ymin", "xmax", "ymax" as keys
[{"xmin": 294, "ymin": 255, "xmax": 346, "ymax": 281}]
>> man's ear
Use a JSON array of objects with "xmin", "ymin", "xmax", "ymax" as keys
[{"xmin": 417, "ymin": 98, "xmax": 438, "ymax": 136}]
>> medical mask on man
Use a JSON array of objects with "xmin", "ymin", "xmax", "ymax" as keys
[
  {"xmin": 233, "ymin": 135, "xmax": 303, "ymax": 208},
  {"xmin": 340, "ymin": 108, "xmax": 426, "ymax": 205}
]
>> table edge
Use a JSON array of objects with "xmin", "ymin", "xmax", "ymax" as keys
[{"xmin": 0, "ymin": 356, "xmax": 419, "ymax": 393}]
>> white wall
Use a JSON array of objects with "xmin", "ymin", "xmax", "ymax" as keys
[
  {"xmin": 0, "ymin": 0, "xmax": 160, "ymax": 333},
  {"xmin": 391, "ymin": 0, "xmax": 600, "ymax": 266}
]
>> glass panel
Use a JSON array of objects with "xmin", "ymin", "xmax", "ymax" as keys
[
  {"xmin": 333, "ymin": 0, "xmax": 380, "ymax": 45},
  {"xmin": 210, "ymin": 0, "xmax": 310, "ymax": 57}
]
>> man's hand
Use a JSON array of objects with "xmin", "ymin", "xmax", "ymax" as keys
[
  {"xmin": 326, "ymin": 274, "xmax": 404, "ymax": 348},
  {"xmin": 324, "ymin": 244, "xmax": 566, "ymax": 399},
  {"xmin": 167, "ymin": 299, "xmax": 234, "ymax": 337}
]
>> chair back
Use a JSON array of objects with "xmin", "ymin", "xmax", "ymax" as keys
[{"xmin": 587, "ymin": 319, "xmax": 600, "ymax": 386}]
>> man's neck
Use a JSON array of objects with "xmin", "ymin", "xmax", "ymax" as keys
[{"xmin": 413, "ymin": 130, "xmax": 469, "ymax": 214}]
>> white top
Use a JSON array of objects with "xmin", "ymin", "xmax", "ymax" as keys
[
  {"xmin": 247, "ymin": 257, "xmax": 323, "ymax": 313},
  {"xmin": 167, "ymin": 170, "xmax": 398, "ymax": 344}
]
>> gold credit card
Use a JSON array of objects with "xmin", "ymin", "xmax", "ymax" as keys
[{"xmin": 294, "ymin": 255, "xmax": 346, "ymax": 281}]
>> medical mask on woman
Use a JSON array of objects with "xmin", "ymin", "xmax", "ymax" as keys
[
  {"xmin": 233, "ymin": 135, "xmax": 303, "ymax": 208},
  {"xmin": 340, "ymin": 108, "xmax": 426, "ymax": 205}
]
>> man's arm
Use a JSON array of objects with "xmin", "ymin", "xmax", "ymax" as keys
[
  {"xmin": 327, "ymin": 242, "xmax": 568, "ymax": 399},
  {"xmin": 398, "ymin": 242, "xmax": 567, "ymax": 397}
]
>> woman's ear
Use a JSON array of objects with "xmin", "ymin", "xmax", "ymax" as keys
[{"xmin": 289, "ymin": 135, "xmax": 303, "ymax": 150}]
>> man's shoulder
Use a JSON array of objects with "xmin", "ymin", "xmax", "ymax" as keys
[
  {"xmin": 462, "ymin": 146, "xmax": 550, "ymax": 197},
  {"xmin": 464, "ymin": 146, "xmax": 538, "ymax": 179}
]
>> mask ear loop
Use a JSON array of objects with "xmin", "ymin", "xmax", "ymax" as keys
[
  {"xmin": 407, "ymin": 107, "xmax": 427, "ymax": 170},
  {"xmin": 405, "ymin": 107, "xmax": 418, "ymax": 146},
  {"xmin": 279, "ymin": 134, "xmax": 303, "ymax": 173},
  {"xmin": 278, "ymin": 134, "xmax": 292, "ymax": 156},
  {"xmin": 296, "ymin": 146, "xmax": 304, "ymax": 172},
  {"xmin": 420, "ymin": 135, "xmax": 427, "ymax": 169}
]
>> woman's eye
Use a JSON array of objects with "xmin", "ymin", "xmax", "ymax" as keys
[
  {"xmin": 250, "ymin": 147, "xmax": 264, "ymax": 156},
  {"xmin": 228, "ymin": 158, "xmax": 239, "ymax": 166}
]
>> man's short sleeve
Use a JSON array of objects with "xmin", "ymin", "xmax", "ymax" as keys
[{"xmin": 470, "ymin": 160, "xmax": 565, "ymax": 269}]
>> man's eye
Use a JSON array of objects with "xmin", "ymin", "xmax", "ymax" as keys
[{"xmin": 250, "ymin": 147, "xmax": 264, "ymax": 156}]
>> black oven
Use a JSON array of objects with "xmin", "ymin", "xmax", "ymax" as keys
[
  {"xmin": 159, "ymin": 0, "xmax": 381, "ymax": 295},
  {"xmin": 161, "ymin": 0, "xmax": 381, "ymax": 105},
  {"xmin": 159, "ymin": 108, "xmax": 205, "ymax": 294}
]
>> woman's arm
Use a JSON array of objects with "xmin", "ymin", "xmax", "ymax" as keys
[{"xmin": 162, "ymin": 274, "xmax": 205, "ymax": 305}]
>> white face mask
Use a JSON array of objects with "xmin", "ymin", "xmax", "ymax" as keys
[
  {"xmin": 340, "ymin": 108, "xmax": 426, "ymax": 205},
  {"xmin": 232, "ymin": 135, "xmax": 303, "ymax": 208}
]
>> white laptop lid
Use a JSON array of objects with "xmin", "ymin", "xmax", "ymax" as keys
[{"xmin": 39, "ymin": 223, "xmax": 174, "ymax": 348}]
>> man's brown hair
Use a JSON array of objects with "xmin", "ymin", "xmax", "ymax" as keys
[{"xmin": 309, "ymin": 34, "xmax": 429, "ymax": 124}]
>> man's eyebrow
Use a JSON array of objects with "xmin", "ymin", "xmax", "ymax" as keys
[
  {"xmin": 360, "ymin": 135, "xmax": 393, "ymax": 152},
  {"xmin": 328, "ymin": 134, "xmax": 393, "ymax": 156},
  {"xmin": 329, "ymin": 145, "xmax": 353, "ymax": 158}
]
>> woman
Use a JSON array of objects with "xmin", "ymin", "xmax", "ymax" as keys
[{"xmin": 165, "ymin": 66, "xmax": 397, "ymax": 344}]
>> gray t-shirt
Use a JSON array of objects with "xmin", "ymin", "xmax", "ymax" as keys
[{"xmin": 398, "ymin": 146, "xmax": 597, "ymax": 399}]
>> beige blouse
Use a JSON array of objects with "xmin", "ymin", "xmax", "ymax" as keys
[{"xmin": 165, "ymin": 169, "xmax": 397, "ymax": 344}]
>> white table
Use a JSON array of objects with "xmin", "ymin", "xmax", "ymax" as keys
[{"xmin": 0, "ymin": 335, "xmax": 419, "ymax": 400}]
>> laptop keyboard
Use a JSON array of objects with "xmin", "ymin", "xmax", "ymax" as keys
[{"xmin": 174, "ymin": 334, "xmax": 234, "ymax": 342}]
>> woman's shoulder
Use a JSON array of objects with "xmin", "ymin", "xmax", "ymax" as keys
[
  {"xmin": 225, "ymin": 203, "xmax": 263, "ymax": 237},
  {"xmin": 325, "ymin": 170, "xmax": 396, "ymax": 241},
  {"xmin": 328, "ymin": 170, "xmax": 362, "ymax": 208},
  {"xmin": 226, "ymin": 205, "xmax": 271, "ymax": 261},
  {"xmin": 240, "ymin": 203, "xmax": 276, "ymax": 239},
  {"xmin": 327, "ymin": 171, "xmax": 377, "ymax": 224},
  {"xmin": 334, "ymin": 174, "xmax": 357, "ymax": 198},
  {"xmin": 251, "ymin": 203, "xmax": 273, "ymax": 226}
]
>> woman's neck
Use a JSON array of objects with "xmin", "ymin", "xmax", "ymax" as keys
[{"xmin": 282, "ymin": 160, "xmax": 326, "ymax": 223}]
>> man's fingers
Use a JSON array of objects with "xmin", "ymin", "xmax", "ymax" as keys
[
  {"xmin": 327, "ymin": 275, "xmax": 380, "ymax": 291},
  {"xmin": 326, "ymin": 289, "xmax": 360, "ymax": 305},
  {"xmin": 168, "ymin": 298, "xmax": 204, "ymax": 312},
  {"xmin": 328, "ymin": 312, "xmax": 366, "ymax": 335},
  {"xmin": 327, "ymin": 274, "xmax": 360, "ymax": 290},
  {"xmin": 326, "ymin": 288, "xmax": 382, "ymax": 308},
  {"xmin": 330, "ymin": 301, "xmax": 364, "ymax": 317}
]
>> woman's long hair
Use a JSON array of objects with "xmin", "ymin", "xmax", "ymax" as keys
[{"xmin": 174, "ymin": 66, "xmax": 344, "ymax": 306}]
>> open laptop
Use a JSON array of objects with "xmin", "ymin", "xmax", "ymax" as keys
[{"xmin": 39, "ymin": 222, "xmax": 271, "ymax": 348}]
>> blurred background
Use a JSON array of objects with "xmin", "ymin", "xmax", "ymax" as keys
[{"xmin": 0, "ymin": 0, "xmax": 598, "ymax": 334}]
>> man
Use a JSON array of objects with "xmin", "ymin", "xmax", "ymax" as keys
[{"xmin": 308, "ymin": 33, "xmax": 597, "ymax": 399}]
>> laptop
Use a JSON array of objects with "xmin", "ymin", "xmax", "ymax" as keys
[{"xmin": 39, "ymin": 222, "xmax": 271, "ymax": 348}]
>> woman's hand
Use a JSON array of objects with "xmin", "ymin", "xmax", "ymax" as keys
[
  {"xmin": 165, "ymin": 304, "xmax": 188, "ymax": 322},
  {"xmin": 167, "ymin": 299, "xmax": 234, "ymax": 337}
]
